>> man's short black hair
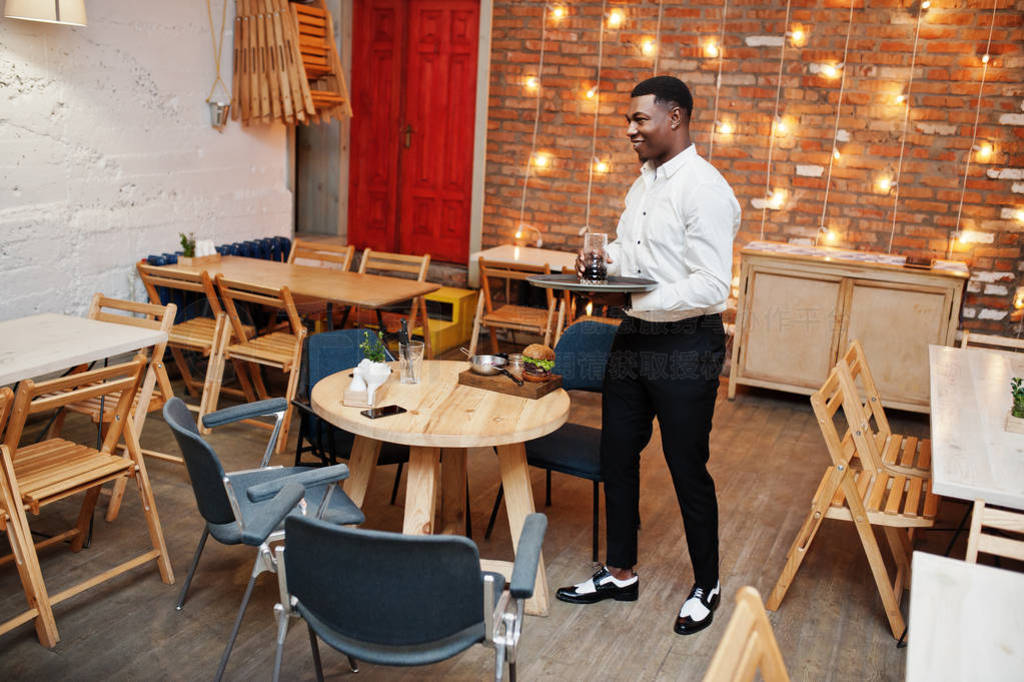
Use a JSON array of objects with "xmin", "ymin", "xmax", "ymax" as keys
[{"xmin": 630, "ymin": 76, "xmax": 693, "ymax": 120}]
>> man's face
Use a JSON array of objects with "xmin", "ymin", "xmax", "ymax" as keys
[{"xmin": 625, "ymin": 94, "xmax": 679, "ymax": 164}]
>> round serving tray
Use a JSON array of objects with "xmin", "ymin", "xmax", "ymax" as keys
[{"xmin": 527, "ymin": 273, "xmax": 658, "ymax": 293}]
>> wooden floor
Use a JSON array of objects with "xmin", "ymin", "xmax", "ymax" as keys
[{"xmin": 1, "ymin": 357, "xmax": 970, "ymax": 681}]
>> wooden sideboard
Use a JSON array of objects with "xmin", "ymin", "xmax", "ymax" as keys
[{"xmin": 728, "ymin": 241, "xmax": 969, "ymax": 413}]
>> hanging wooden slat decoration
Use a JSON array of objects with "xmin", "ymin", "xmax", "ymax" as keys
[{"xmin": 231, "ymin": 0, "xmax": 350, "ymax": 126}]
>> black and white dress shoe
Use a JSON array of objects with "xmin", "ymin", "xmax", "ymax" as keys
[
  {"xmin": 674, "ymin": 581, "xmax": 721, "ymax": 635},
  {"xmin": 555, "ymin": 566, "xmax": 639, "ymax": 604}
]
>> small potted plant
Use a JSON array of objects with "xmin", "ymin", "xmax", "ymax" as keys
[
  {"xmin": 1006, "ymin": 377, "xmax": 1024, "ymax": 434},
  {"xmin": 344, "ymin": 330, "xmax": 392, "ymax": 407},
  {"xmin": 177, "ymin": 231, "xmax": 220, "ymax": 265}
]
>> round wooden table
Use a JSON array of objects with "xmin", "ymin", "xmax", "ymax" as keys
[{"xmin": 311, "ymin": 360, "xmax": 570, "ymax": 615}]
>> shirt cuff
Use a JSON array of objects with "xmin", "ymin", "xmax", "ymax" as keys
[{"xmin": 628, "ymin": 286, "xmax": 662, "ymax": 312}]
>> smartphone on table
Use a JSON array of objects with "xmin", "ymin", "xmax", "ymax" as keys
[{"xmin": 361, "ymin": 404, "xmax": 407, "ymax": 419}]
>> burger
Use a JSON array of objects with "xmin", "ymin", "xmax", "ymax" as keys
[{"xmin": 522, "ymin": 343, "xmax": 556, "ymax": 382}]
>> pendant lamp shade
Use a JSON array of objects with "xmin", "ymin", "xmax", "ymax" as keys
[{"xmin": 4, "ymin": 0, "xmax": 87, "ymax": 26}]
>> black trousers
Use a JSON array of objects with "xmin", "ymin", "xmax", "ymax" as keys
[{"xmin": 600, "ymin": 314, "xmax": 725, "ymax": 588}]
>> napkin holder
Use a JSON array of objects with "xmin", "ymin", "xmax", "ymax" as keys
[{"xmin": 343, "ymin": 368, "xmax": 393, "ymax": 408}]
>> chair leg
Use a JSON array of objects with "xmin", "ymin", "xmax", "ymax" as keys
[
  {"xmin": 592, "ymin": 481, "xmax": 600, "ymax": 563},
  {"xmin": 272, "ymin": 603, "xmax": 288, "ymax": 682},
  {"xmin": 215, "ymin": 567, "xmax": 260, "ymax": 682},
  {"xmin": 485, "ymin": 485, "xmax": 504, "ymax": 540},
  {"xmin": 176, "ymin": 528, "xmax": 210, "ymax": 610},
  {"xmin": 509, "ymin": 660, "xmax": 517, "ymax": 682},
  {"xmin": 469, "ymin": 290, "xmax": 485, "ymax": 356},
  {"xmin": 465, "ymin": 478, "xmax": 473, "ymax": 539},
  {"xmin": 308, "ymin": 624, "xmax": 325, "ymax": 682},
  {"xmin": 545, "ymin": 470, "xmax": 552, "ymax": 507},
  {"xmin": 390, "ymin": 461, "xmax": 404, "ymax": 505},
  {"xmin": 70, "ymin": 487, "xmax": 102, "ymax": 552}
]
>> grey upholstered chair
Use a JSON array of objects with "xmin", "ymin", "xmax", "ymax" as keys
[
  {"xmin": 271, "ymin": 513, "xmax": 548, "ymax": 682},
  {"xmin": 486, "ymin": 320, "xmax": 618, "ymax": 560},
  {"xmin": 163, "ymin": 397, "xmax": 365, "ymax": 682}
]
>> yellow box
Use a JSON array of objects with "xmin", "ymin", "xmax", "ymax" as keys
[{"xmin": 413, "ymin": 286, "xmax": 477, "ymax": 354}]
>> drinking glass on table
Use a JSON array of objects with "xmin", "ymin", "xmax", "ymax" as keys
[
  {"xmin": 399, "ymin": 340, "xmax": 425, "ymax": 384},
  {"xmin": 582, "ymin": 232, "xmax": 608, "ymax": 284}
]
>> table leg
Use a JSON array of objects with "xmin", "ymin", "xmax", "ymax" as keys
[
  {"xmin": 440, "ymin": 448, "xmax": 468, "ymax": 536},
  {"xmin": 420, "ymin": 297, "xmax": 432, "ymax": 359},
  {"xmin": 403, "ymin": 446, "xmax": 441, "ymax": 535},
  {"xmin": 496, "ymin": 442, "xmax": 549, "ymax": 616},
  {"xmin": 343, "ymin": 436, "xmax": 382, "ymax": 509}
]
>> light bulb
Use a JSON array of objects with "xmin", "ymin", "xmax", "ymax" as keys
[
  {"xmin": 1014, "ymin": 286, "xmax": 1024, "ymax": 310},
  {"xmin": 594, "ymin": 159, "xmax": 610, "ymax": 173},
  {"xmin": 525, "ymin": 76, "xmax": 539, "ymax": 91},
  {"xmin": 551, "ymin": 5, "xmax": 566, "ymax": 20},
  {"xmin": 921, "ymin": 0, "xmax": 931, "ymax": 8},
  {"xmin": 895, "ymin": 94, "xmax": 906, "ymax": 104},
  {"xmin": 820, "ymin": 63, "xmax": 840, "ymax": 79},
  {"xmin": 1016, "ymin": 209, "xmax": 1024, "ymax": 222},
  {"xmin": 977, "ymin": 142, "xmax": 993, "ymax": 161},
  {"xmin": 515, "ymin": 229, "xmax": 523, "ymax": 239},
  {"xmin": 607, "ymin": 9, "xmax": 624, "ymax": 29},
  {"xmin": 832, "ymin": 147, "xmax": 841, "ymax": 160},
  {"xmin": 586, "ymin": 86, "xmax": 598, "ymax": 99},
  {"xmin": 642, "ymin": 38, "xmax": 657, "ymax": 56},
  {"xmin": 585, "ymin": 301, "xmax": 594, "ymax": 316},
  {"xmin": 718, "ymin": 121, "xmax": 734, "ymax": 135},
  {"xmin": 876, "ymin": 176, "xmax": 893, "ymax": 193},
  {"xmin": 789, "ymin": 26, "xmax": 806, "ymax": 47},
  {"xmin": 773, "ymin": 117, "xmax": 788, "ymax": 135},
  {"xmin": 704, "ymin": 40, "xmax": 719, "ymax": 58},
  {"xmin": 533, "ymin": 152, "xmax": 550, "ymax": 169},
  {"xmin": 824, "ymin": 229, "xmax": 838, "ymax": 245},
  {"xmin": 769, "ymin": 189, "xmax": 786, "ymax": 209},
  {"xmin": 982, "ymin": 53, "xmax": 990, "ymax": 64}
]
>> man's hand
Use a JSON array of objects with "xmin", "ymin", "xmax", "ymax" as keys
[{"xmin": 574, "ymin": 248, "xmax": 615, "ymax": 278}]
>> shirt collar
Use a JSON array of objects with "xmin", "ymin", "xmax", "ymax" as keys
[{"xmin": 641, "ymin": 144, "xmax": 697, "ymax": 185}]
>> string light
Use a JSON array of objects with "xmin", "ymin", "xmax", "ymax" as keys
[
  {"xmin": 772, "ymin": 116, "xmax": 789, "ymax": 136},
  {"xmin": 516, "ymin": 4, "xmax": 549, "ymax": 242},
  {"xmin": 921, "ymin": 0, "xmax": 931, "ymax": 9},
  {"xmin": 607, "ymin": 8, "xmax": 624, "ymax": 29},
  {"xmin": 821, "ymin": 226, "xmax": 838, "ymax": 245},
  {"xmin": 788, "ymin": 25, "xmax": 806, "ymax": 47},
  {"xmin": 525, "ymin": 76, "xmax": 539, "ymax": 91},
  {"xmin": 718, "ymin": 120, "xmax": 734, "ymax": 135},
  {"xmin": 760, "ymin": 0, "xmax": 794, "ymax": 239},
  {"xmin": 585, "ymin": 85, "xmax": 598, "ymax": 99},
  {"xmin": 816, "ymin": 0, "xmax": 855, "ymax": 247},
  {"xmin": 707, "ymin": 0, "xmax": 730, "ymax": 163},
  {"xmin": 876, "ymin": 176, "xmax": 894, "ymax": 194},
  {"xmin": 641, "ymin": 38, "xmax": 657, "ymax": 56},
  {"xmin": 533, "ymin": 152, "xmax": 550, "ymax": 169},
  {"xmin": 953, "ymin": 0, "xmax": 999, "ymax": 245},
  {"xmin": 981, "ymin": 53, "xmax": 990, "ymax": 64},
  {"xmin": 594, "ymin": 159, "xmax": 610, "ymax": 173},
  {"xmin": 832, "ymin": 147, "xmax": 841, "ymax": 160},
  {"xmin": 652, "ymin": 0, "xmax": 664, "ymax": 74},
  {"xmin": 895, "ymin": 93, "xmax": 906, "ymax": 104},
  {"xmin": 769, "ymin": 189, "xmax": 787, "ymax": 210},
  {"xmin": 976, "ymin": 142, "xmax": 993, "ymax": 161},
  {"xmin": 551, "ymin": 5, "xmax": 566, "ymax": 21},
  {"xmin": 1016, "ymin": 209, "xmax": 1024, "ymax": 222},
  {"xmin": 704, "ymin": 40, "xmax": 720, "ymax": 58},
  {"xmin": 820, "ymin": 62, "xmax": 841, "ymax": 79},
  {"xmin": 583, "ymin": 0, "xmax": 609, "ymax": 234}
]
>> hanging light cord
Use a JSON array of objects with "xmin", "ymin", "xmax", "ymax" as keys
[
  {"xmin": 815, "ymin": 0, "xmax": 856, "ymax": 246},
  {"xmin": 205, "ymin": 0, "xmax": 230, "ymax": 102},
  {"xmin": 952, "ymin": 0, "xmax": 999, "ymax": 242},
  {"xmin": 707, "ymin": 0, "xmax": 730, "ymax": 163},
  {"xmin": 517, "ymin": 4, "xmax": 550, "ymax": 233},
  {"xmin": 760, "ymin": 0, "xmax": 793, "ymax": 240},
  {"xmin": 653, "ymin": 0, "xmax": 664, "ymax": 75},
  {"xmin": 583, "ymin": 0, "xmax": 608, "ymax": 233}
]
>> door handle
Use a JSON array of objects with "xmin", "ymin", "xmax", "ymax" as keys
[{"xmin": 403, "ymin": 123, "xmax": 414, "ymax": 149}]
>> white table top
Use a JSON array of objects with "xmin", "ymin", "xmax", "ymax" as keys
[
  {"xmin": 0, "ymin": 313, "xmax": 167, "ymax": 386},
  {"xmin": 907, "ymin": 551, "xmax": 1024, "ymax": 682},
  {"xmin": 929, "ymin": 345, "xmax": 1024, "ymax": 510},
  {"xmin": 468, "ymin": 244, "xmax": 577, "ymax": 286}
]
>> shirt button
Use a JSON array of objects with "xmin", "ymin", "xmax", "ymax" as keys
[
  {"xmin": 642, "ymin": 212, "xmax": 647, "ymax": 216},
  {"xmin": 636, "ymin": 240, "xmax": 641, "ymax": 245}
]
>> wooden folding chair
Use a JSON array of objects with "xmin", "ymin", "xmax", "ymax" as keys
[
  {"xmin": 201, "ymin": 276, "xmax": 307, "ymax": 453},
  {"xmin": 965, "ymin": 501, "xmax": 1024, "ymax": 564},
  {"xmin": 765, "ymin": 354, "xmax": 940, "ymax": 638},
  {"xmin": 1, "ymin": 358, "xmax": 174, "ymax": 645},
  {"xmin": 469, "ymin": 258, "xmax": 558, "ymax": 356},
  {"xmin": 0, "ymin": 389, "xmax": 59, "ymax": 647},
  {"xmin": 351, "ymin": 249, "xmax": 433, "ymax": 356},
  {"xmin": 288, "ymin": 237, "xmax": 355, "ymax": 270},
  {"xmin": 703, "ymin": 587, "xmax": 789, "ymax": 682},
  {"xmin": 137, "ymin": 260, "xmax": 254, "ymax": 401},
  {"xmin": 960, "ymin": 329, "xmax": 1024, "ymax": 352}
]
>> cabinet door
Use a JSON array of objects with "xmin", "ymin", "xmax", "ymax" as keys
[
  {"xmin": 841, "ymin": 281, "xmax": 951, "ymax": 408},
  {"xmin": 738, "ymin": 270, "xmax": 842, "ymax": 390}
]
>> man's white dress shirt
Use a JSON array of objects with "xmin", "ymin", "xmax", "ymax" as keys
[{"xmin": 605, "ymin": 144, "xmax": 741, "ymax": 323}]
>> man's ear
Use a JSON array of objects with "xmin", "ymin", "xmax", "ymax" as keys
[{"xmin": 670, "ymin": 106, "xmax": 684, "ymax": 130}]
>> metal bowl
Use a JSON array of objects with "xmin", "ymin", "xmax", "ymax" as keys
[{"xmin": 468, "ymin": 354, "xmax": 508, "ymax": 375}]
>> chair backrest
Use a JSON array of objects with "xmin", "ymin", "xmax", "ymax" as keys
[
  {"xmin": 552, "ymin": 320, "xmax": 618, "ymax": 391},
  {"xmin": 137, "ymin": 260, "xmax": 223, "ymax": 317},
  {"xmin": 702, "ymin": 586, "xmax": 789, "ymax": 682},
  {"xmin": 965, "ymin": 501, "xmax": 1024, "ymax": 564},
  {"xmin": 87, "ymin": 292, "xmax": 175, "ymax": 362},
  {"xmin": 478, "ymin": 258, "xmax": 554, "ymax": 312},
  {"xmin": 0, "ymin": 387, "xmax": 12, "ymax": 442},
  {"xmin": 4, "ymin": 357, "xmax": 146, "ymax": 456},
  {"xmin": 303, "ymin": 329, "xmax": 396, "ymax": 395},
  {"xmin": 162, "ymin": 398, "xmax": 236, "ymax": 526},
  {"xmin": 808, "ymin": 365, "xmax": 859, "ymax": 473},
  {"xmin": 834, "ymin": 340, "xmax": 891, "ymax": 468},
  {"xmin": 288, "ymin": 238, "xmax": 355, "ymax": 271},
  {"xmin": 216, "ymin": 275, "xmax": 303, "ymax": 340},
  {"xmin": 284, "ymin": 515, "xmax": 484, "ymax": 648},
  {"xmin": 960, "ymin": 330, "xmax": 1024, "ymax": 352},
  {"xmin": 358, "ymin": 249, "xmax": 430, "ymax": 281}
]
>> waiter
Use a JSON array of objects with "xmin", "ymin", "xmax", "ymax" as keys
[{"xmin": 555, "ymin": 76, "xmax": 741, "ymax": 636}]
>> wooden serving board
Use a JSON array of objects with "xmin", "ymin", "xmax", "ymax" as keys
[{"xmin": 457, "ymin": 369, "xmax": 561, "ymax": 400}]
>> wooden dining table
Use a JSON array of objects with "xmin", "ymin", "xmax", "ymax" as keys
[
  {"xmin": 311, "ymin": 360, "xmax": 571, "ymax": 616},
  {"xmin": 159, "ymin": 255, "xmax": 441, "ymax": 356}
]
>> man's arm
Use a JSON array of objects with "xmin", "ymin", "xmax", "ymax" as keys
[{"xmin": 628, "ymin": 184, "xmax": 736, "ymax": 313}]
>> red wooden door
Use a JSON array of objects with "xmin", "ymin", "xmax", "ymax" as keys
[{"xmin": 348, "ymin": 0, "xmax": 479, "ymax": 264}]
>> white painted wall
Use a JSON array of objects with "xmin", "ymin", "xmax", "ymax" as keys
[{"xmin": 0, "ymin": 2, "xmax": 291, "ymax": 320}]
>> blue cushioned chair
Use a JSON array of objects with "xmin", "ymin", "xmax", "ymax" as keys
[
  {"xmin": 271, "ymin": 513, "xmax": 547, "ymax": 682},
  {"xmin": 163, "ymin": 397, "xmax": 365, "ymax": 682},
  {"xmin": 485, "ymin": 320, "xmax": 619, "ymax": 561}
]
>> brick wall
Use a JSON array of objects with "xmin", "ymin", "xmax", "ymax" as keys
[
  {"xmin": 0, "ymin": 3, "xmax": 291, "ymax": 320},
  {"xmin": 482, "ymin": 0, "xmax": 1024, "ymax": 332}
]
